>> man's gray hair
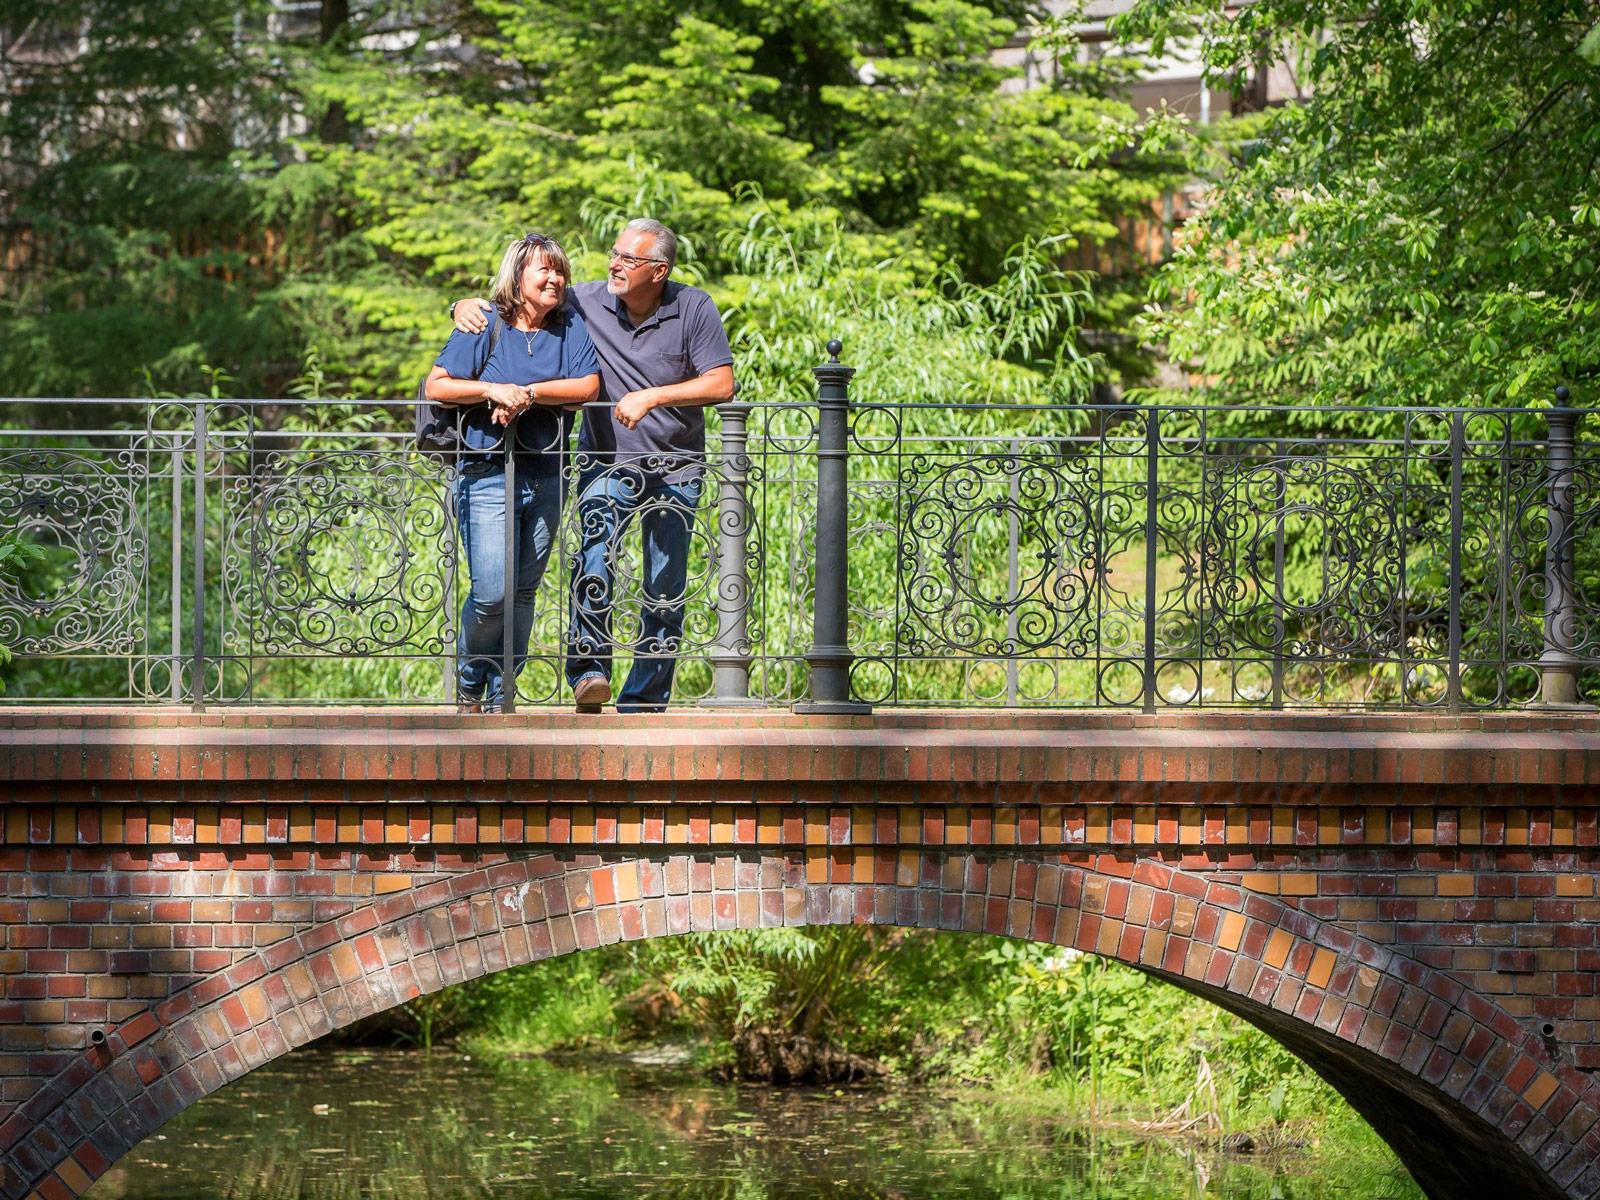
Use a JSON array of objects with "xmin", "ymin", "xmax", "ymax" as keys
[{"xmin": 624, "ymin": 218, "xmax": 677, "ymax": 270}]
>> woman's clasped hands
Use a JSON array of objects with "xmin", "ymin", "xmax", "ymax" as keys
[{"xmin": 483, "ymin": 381, "xmax": 532, "ymax": 426}]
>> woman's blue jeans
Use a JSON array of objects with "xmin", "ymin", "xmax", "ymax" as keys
[{"xmin": 454, "ymin": 463, "xmax": 561, "ymax": 708}]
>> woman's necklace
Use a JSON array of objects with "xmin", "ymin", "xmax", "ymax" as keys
[{"xmin": 516, "ymin": 303, "xmax": 548, "ymax": 355}]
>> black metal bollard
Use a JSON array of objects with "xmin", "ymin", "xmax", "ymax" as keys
[
  {"xmin": 1536, "ymin": 388, "xmax": 1591, "ymax": 708},
  {"xmin": 704, "ymin": 402, "xmax": 760, "ymax": 707},
  {"xmin": 795, "ymin": 340, "xmax": 870, "ymax": 715}
]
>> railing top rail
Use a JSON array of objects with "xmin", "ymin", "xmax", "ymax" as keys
[{"xmin": 0, "ymin": 396, "xmax": 1593, "ymax": 417}]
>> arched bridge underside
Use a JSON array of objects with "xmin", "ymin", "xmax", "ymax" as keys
[{"xmin": 5, "ymin": 709, "xmax": 1600, "ymax": 1200}]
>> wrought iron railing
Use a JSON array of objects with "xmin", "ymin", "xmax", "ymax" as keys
[{"xmin": 0, "ymin": 357, "xmax": 1595, "ymax": 710}]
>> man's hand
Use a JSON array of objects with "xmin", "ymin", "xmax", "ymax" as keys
[
  {"xmin": 453, "ymin": 298, "xmax": 491, "ymax": 335},
  {"xmin": 615, "ymin": 389, "xmax": 659, "ymax": 430}
]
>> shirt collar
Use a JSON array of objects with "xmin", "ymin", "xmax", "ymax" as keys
[{"xmin": 606, "ymin": 281, "xmax": 681, "ymax": 332}]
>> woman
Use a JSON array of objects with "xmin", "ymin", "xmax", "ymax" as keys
[{"xmin": 426, "ymin": 233, "xmax": 600, "ymax": 712}]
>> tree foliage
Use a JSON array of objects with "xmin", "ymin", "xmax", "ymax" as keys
[
  {"xmin": 1, "ymin": 0, "xmax": 1177, "ymax": 401},
  {"xmin": 1118, "ymin": 0, "xmax": 1600, "ymax": 407}
]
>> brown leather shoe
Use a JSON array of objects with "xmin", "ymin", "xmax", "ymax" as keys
[{"xmin": 573, "ymin": 674, "xmax": 611, "ymax": 713}]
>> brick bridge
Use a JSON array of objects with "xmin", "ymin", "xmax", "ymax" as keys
[{"xmin": 4, "ymin": 709, "xmax": 1600, "ymax": 1200}]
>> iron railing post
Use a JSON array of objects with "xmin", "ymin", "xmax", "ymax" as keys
[
  {"xmin": 1142, "ymin": 409, "xmax": 1160, "ymax": 714},
  {"xmin": 1272, "ymin": 440, "xmax": 1287, "ymax": 710},
  {"xmin": 705, "ymin": 402, "xmax": 759, "ymax": 707},
  {"xmin": 1537, "ymin": 389, "xmax": 1589, "ymax": 707},
  {"xmin": 795, "ymin": 340, "xmax": 869, "ymax": 714},
  {"xmin": 1446, "ymin": 411, "xmax": 1465, "ymax": 709},
  {"xmin": 1005, "ymin": 438, "xmax": 1021, "ymax": 708},
  {"xmin": 169, "ymin": 423, "xmax": 184, "ymax": 704},
  {"xmin": 501, "ymin": 416, "xmax": 518, "ymax": 714},
  {"xmin": 190, "ymin": 402, "xmax": 207, "ymax": 713}
]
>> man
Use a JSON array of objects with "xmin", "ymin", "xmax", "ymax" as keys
[{"xmin": 452, "ymin": 218, "xmax": 735, "ymax": 712}]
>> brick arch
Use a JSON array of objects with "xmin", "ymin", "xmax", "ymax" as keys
[{"xmin": 5, "ymin": 852, "xmax": 1599, "ymax": 1200}]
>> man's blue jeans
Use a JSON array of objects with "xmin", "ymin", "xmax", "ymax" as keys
[
  {"xmin": 455, "ymin": 464, "xmax": 561, "ymax": 708},
  {"xmin": 565, "ymin": 468, "xmax": 702, "ymax": 712}
]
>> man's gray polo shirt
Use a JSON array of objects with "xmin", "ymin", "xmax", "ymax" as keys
[{"xmin": 568, "ymin": 280, "xmax": 734, "ymax": 480}]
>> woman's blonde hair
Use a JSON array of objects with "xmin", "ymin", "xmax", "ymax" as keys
[{"xmin": 488, "ymin": 233, "xmax": 573, "ymax": 323}]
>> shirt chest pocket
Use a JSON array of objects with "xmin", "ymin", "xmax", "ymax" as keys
[{"xmin": 655, "ymin": 346, "xmax": 692, "ymax": 384}]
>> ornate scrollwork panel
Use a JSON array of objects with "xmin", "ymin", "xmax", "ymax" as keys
[{"xmin": 0, "ymin": 448, "xmax": 146, "ymax": 656}]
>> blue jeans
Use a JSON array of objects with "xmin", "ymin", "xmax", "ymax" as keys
[
  {"xmin": 565, "ymin": 468, "xmax": 703, "ymax": 712},
  {"xmin": 455, "ymin": 464, "xmax": 561, "ymax": 707}
]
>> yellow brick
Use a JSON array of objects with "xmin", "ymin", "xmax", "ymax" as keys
[
  {"xmin": 431, "ymin": 805, "xmax": 453, "ymax": 846},
  {"xmin": 852, "ymin": 850, "xmax": 874, "ymax": 883},
  {"xmin": 1436, "ymin": 874, "xmax": 1474, "ymax": 897},
  {"xmin": 54, "ymin": 808, "xmax": 75, "ymax": 844},
  {"xmin": 1134, "ymin": 806, "xmax": 1157, "ymax": 844},
  {"xmin": 1177, "ymin": 808, "xmax": 1201, "ymax": 846},
  {"xmin": 1270, "ymin": 807, "xmax": 1294, "ymax": 845},
  {"xmin": 619, "ymin": 804, "xmax": 642, "ymax": 844},
  {"xmin": 1460, "ymin": 809, "xmax": 1482, "ymax": 845},
  {"xmin": 1523, "ymin": 1070, "xmax": 1559, "ymax": 1112},
  {"xmin": 1240, "ymin": 873, "xmax": 1280, "ymax": 895},
  {"xmin": 1041, "ymin": 805, "xmax": 1064, "ymax": 845},
  {"xmin": 1398, "ymin": 877, "xmax": 1434, "ymax": 896},
  {"xmin": 1554, "ymin": 809, "xmax": 1576, "ymax": 847},
  {"xmin": 1504, "ymin": 807, "xmax": 1529, "ymax": 846},
  {"xmin": 994, "ymin": 808, "xmax": 1017, "ymax": 846},
  {"xmin": 898, "ymin": 807, "xmax": 920, "ymax": 845},
  {"xmin": 3, "ymin": 809, "xmax": 25, "ymax": 844},
  {"xmin": 289, "ymin": 807, "xmax": 313, "ymax": 842},
  {"xmin": 195, "ymin": 804, "xmax": 219, "ymax": 843},
  {"xmin": 337, "ymin": 805, "xmax": 360, "ymax": 843},
  {"xmin": 1279, "ymin": 873, "xmax": 1317, "ymax": 897},
  {"xmin": 54, "ymin": 1157, "xmax": 92, "ymax": 1194},
  {"xmin": 147, "ymin": 812, "xmax": 172, "ymax": 844},
  {"xmin": 1088, "ymin": 808, "xmax": 1112, "ymax": 845},
  {"xmin": 375, "ymin": 874, "xmax": 412, "ymax": 894},
  {"xmin": 897, "ymin": 849, "xmax": 920, "ymax": 887},
  {"xmin": 1412, "ymin": 808, "xmax": 1436, "ymax": 845},
  {"xmin": 1306, "ymin": 948, "xmax": 1336, "ymax": 990},
  {"xmin": 480, "ymin": 807, "xmax": 502, "ymax": 844},
  {"xmin": 572, "ymin": 805, "xmax": 595, "ymax": 843},
  {"xmin": 1317, "ymin": 811, "xmax": 1340, "ymax": 845},
  {"xmin": 1264, "ymin": 930, "xmax": 1293, "ymax": 969},
  {"xmin": 614, "ymin": 863, "xmax": 640, "ymax": 903},
  {"xmin": 805, "ymin": 849, "xmax": 828, "ymax": 884},
  {"xmin": 1557, "ymin": 875, "xmax": 1594, "ymax": 898},
  {"xmin": 947, "ymin": 807, "xmax": 969, "ymax": 845},
  {"xmin": 102, "ymin": 806, "xmax": 124, "ymax": 844},
  {"xmin": 385, "ymin": 805, "xmax": 408, "ymax": 845},
  {"xmin": 1226, "ymin": 811, "xmax": 1248, "ymax": 845},
  {"xmin": 1218, "ymin": 911, "xmax": 1246, "ymax": 952},
  {"xmin": 1364, "ymin": 807, "xmax": 1387, "ymax": 844}
]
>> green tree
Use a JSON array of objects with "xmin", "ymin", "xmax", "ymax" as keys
[{"xmin": 1117, "ymin": 0, "xmax": 1600, "ymax": 407}]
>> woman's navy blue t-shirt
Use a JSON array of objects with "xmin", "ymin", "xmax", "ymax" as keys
[{"xmin": 433, "ymin": 305, "xmax": 600, "ymax": 475}]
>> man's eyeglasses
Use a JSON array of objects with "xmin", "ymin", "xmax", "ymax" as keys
[{"xmin": 609, "ymin": 247, "xmax": 666, "ymax": 270}]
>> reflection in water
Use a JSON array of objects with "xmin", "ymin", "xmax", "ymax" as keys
[{"xmin": 87, "ymin": 1047, "xmax": 1422, "ymax": 1199}]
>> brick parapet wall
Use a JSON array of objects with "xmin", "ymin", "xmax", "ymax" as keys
[{"xmin": 2, "ymin": 708, "xmax": 1599, "ymax": 789}]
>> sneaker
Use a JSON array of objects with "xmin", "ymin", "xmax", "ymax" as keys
[{"xmin": 573, "ymin": 674, "xmax": 611, "ymax": 713}]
